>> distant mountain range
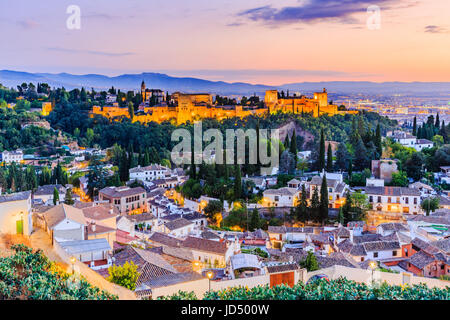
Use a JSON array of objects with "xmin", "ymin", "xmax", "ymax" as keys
[{"xmin": 1, "ymin": 70, "xmax": 450, "ymax": 96}]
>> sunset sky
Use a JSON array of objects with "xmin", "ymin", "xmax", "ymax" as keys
[{"xmin": 0, "ymin": 0, "xmax": 449, "ymax": 85}]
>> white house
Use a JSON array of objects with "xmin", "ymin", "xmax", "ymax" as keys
[
  {"xmin": 1, "ymin": 149, "xmax": 23, "ymax": 164},
  {"xmin": 340, "ymin": 240, "xmax": 402, "ymax": 262},
  {"xmin": 267, "ymin": 226, "xmax": 313, "ymax": 249},
  {"xmin": 309, "ymin": 174, "xmax": 348, "ymax": 209},
  {"xmin": 391, "ymin": 131, "xmax": 417, "ymax": 147},
  {"xmin": 0, "ymin": 191, "xmax": 32, "ymax": 236},
  {"xmin": 181, "ymin": 236, "xmax": 240, "ymax": 268},
  {"xmin": 43, "ymin": 204, "xmax": 87, "ymax": 242},
  {"xmin": 160, "ymin": 218, "xmax": 194, "ymax": 237},
  {"xmin": 360, "ymin": 241, "xmax": 402, "ymax": 261},
  {"xmin": 413, "ymin": 139, "xmax": 434, "ymax": 151},
  {"xmin": 376, "ymin": 223, "xmax": 410, "ymax": 237},
  {"xmin": 262, "ymin": 188, "xmax": 300, "ymax": 207},
  {"xmin": 391, "ymin": 132, "xmax": 433, "ymax": 151},
  {"xmin": 365, "ymin": 186, "xmax": 422, "ymax": 215},
  {"xmin": 129, "ymin": 164, "xmax": 170, "ymax": 182}
]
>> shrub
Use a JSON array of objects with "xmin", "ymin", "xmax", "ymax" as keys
[
  {"xmin": 163, "ymin": 277, "xmax": 450, "ymax": 300},
  {"xmin": 107, "ymin": 261, "xmax": 140, "ymax": 291},
  {"xmin": 0, "ymin": 244, "xmax": 117, "ymax": 300}
]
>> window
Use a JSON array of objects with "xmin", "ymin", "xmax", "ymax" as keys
[
  {"xmin": 414, "ymin": 198, "xmax": 417, "ymax": 205},
  {"xmin": 393, "ymin": 251, "xmax": 397, "ymax": 256},
  {"xmin": 361, "ymin": 257, "xmax": 364, "ymax": 262},
  {"xmin": 378, "ymin": 196, "xmax": 382, "ymax": 203},
  {"xmin": 369, "ymin": 196, "xmax": 373, "ymax": 203},
  {"xmin": 373, "ymin": 252, "xmax": 378, "ymax": 258}
]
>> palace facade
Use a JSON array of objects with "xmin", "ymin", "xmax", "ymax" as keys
[{"xmin": 91, "ymin": 82, "xmax": 352, "ymax": 125}]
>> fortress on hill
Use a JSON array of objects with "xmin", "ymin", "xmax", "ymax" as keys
[{"xmin": 91, "ymin": 82, "xmax": 355, "ymax": 125}]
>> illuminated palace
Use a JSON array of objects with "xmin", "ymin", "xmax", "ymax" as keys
[{"xmin": 91, "ymin": 82, "xmax": 351, "ymax": 125}]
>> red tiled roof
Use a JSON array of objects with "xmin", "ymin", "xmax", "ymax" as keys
[
  {"xmin": 182, "ymin": 236, "xmax": 228, "ymax": 255},
  {"xmin": 116, "ymin": 230, "xmax": 138, "ymax": 244}
]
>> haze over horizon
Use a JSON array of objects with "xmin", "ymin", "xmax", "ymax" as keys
[{"xmin": 1, "ymin": 0, "xmax": 449, "ymax": 85}]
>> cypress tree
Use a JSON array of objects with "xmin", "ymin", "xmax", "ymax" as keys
[
  {"xmin": 143, "ymin": 149, "xmax": 150, "ymax": 166},
  {"xmin": 290, "ymin": 129, "xmax": 297, "ymax": 155},
  {"xmin": 412, "ymin": 117, "xmax": 417, "ymax": 136},
  {"xmin": 297, "ymin": 184, "xmax": 308, "ymax": 222},
  {"xmin": 249, "ymin": 208, "xmax": 261, "ymax": 231},
  {"xmin": 348, "ymin": 159, "xmax": 353, "ymax": 178},
  {"xmin": 319, "ymin": 175, "xmax": 329, "ymax": 224},
  {"xmin": 284, "ymin": 134, "xmax": 290, "ymax": 150},
  {"xmin": 318, "ymin": 129, "xmax": 325, "ymax": 172},
  {"xmin": 290, "ymin": 129, "xmax": 298, "ymax": 165},
  {"xmin": 64, "ymin": 188, "xmax": 74, "ymax": 205},
  {"xmin": 435, "ymin": 113, "xmax": 440, "ymax": 129},
  {"xmin": 138, "ymin": 148, "xmax": 143, "ymax": 166},
  {"xmin": 417, "ymin": 126, "xmax": 422, "ymax": 139},
  {"xmin": 342, "ymin": 190, "xmax": 352, "ymax": 224},
  {"xmin": 440, "ymin": 121, "xmax": 447, "ymax": 143},
  {"xmin": 128, "ymin": 102, "xmax": 134, "ymax": 121},
  {"xmin": 326, "ymin": 144, "xmax": 333, "ymax": 172},
  {"xmin": 311, "ymin": 187, "xmax": 320, "ymax": 223},
  {"xmin": 53, "ymin": 187, "xmax": 60, "ymax": 205},
  {"xmin": 119, "ymin": 150, "xmax": 129, "ymax": 182}
]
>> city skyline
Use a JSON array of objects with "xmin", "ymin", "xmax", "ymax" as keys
[{"xmin": 0, "ymin": 0, "xmax": 449, "ymax": 85}]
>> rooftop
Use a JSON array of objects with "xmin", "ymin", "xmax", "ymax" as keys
[
  {"xmin": 59, "ymin": 238, "xmax": 111, "ymax": 255},
  {"xmin": 365, "ymin": 186, "xmax": 420, "ymax": 197},
  {"xmin": 164, "ymin": 218, "xmax": 194, "ymax": 231},
  {"xmin": 99, "ymin": 186, "xmax": 146, "ymax": 198},
  {"xmin": 182, "ymin": 236, "xmax": 228, "ymax": 255},
  {"xmin": 0, "ymin": 191, "xmax": 31, "ymax": 203},
  {"xmin": 43, "ymin": 204, "xmax": 87, "ymax": 229}
]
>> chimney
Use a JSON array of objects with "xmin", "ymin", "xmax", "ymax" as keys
[
  {"xmin": 109, "ymin": 207, "xmax": 114, "ymax": 214},
  {"xmin": 91, "ymin": 222, "xmax": 96, "ymax": 232}
]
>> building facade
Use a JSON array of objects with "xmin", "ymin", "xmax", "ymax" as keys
[{"xmin": 99, "ymin": 186, "xmax": 148, "ymax": 215}]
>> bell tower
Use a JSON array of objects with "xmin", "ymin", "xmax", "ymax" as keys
[{"xmin": 141, "ymin": 81, "xmax": 146, "ymax": 102}]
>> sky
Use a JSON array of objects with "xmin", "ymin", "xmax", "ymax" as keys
[{"xmin": 0, "ymin": 0, "xmax": 449, "ymax": 85}]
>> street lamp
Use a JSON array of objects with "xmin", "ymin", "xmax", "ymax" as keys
[
  {"xmin": 70, "ymin": 256, "xmax": 76, "ymax": 274},
  {"xmin": 369, "ymin": 261, "xmax": 377, "ymax": 284},
  {"xmin": 206, "ymin": 271, "xmax": 214, "ymax": 292}
]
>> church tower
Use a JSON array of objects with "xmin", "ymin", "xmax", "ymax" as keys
[{"xmin": 141, "ymin": 80, "xmax": 146, "ymax": 102}]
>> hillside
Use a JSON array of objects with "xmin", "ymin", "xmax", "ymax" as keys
[{"xmin": 1, "ymin": 70, "xmax": 450, "ymax": 96}]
